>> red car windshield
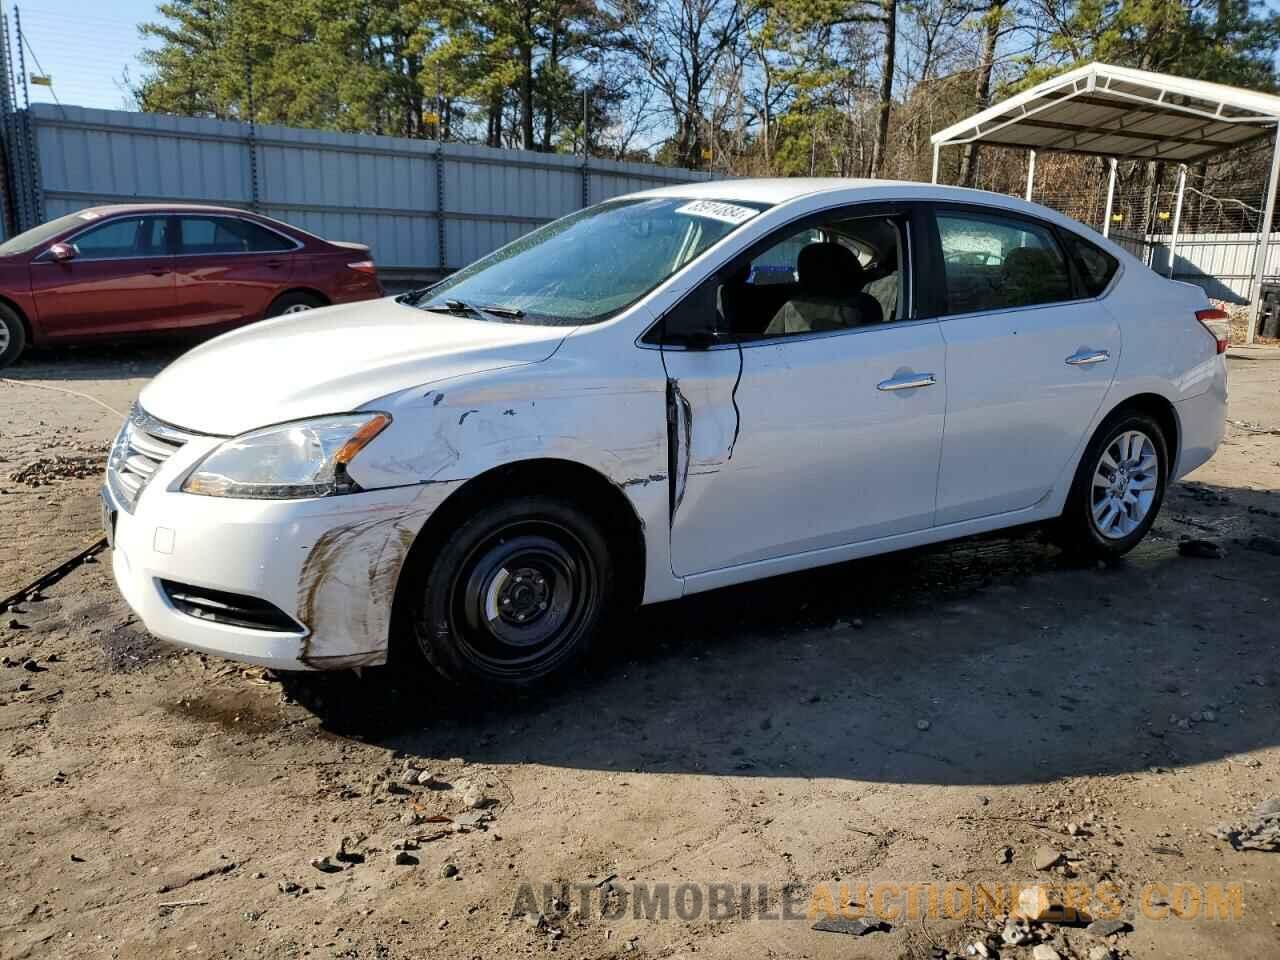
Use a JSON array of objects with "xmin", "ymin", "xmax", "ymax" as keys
[{"xmin": 0, "ymin": 211, "xmax": 94, "ymax": 256}]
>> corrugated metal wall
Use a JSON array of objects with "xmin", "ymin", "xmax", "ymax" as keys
[
  {"xmin": 27, "ymin": 102, "xmax": 1276, "ymax": 301},
  {"xmin": 1150, "ymin": 232, "xmax": 1280, "ymax": 302},
  {"xmin": 28, "ymin": 103, "xmax": 711, "ymax": 276},
  {"xmin": 1111, "ymin": 229, "xmax": 1280, "ymax": 302}
]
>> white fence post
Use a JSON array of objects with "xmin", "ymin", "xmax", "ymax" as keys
[
  {"xmin": 1102, "ymin": 158, "xmax": 1117, "ymax": 238},
  {"xmin": 1247, "ymin": 128, "xmax": 1280, "ymax": 345},
  {"xmin": 1168, "ymin": 164, "xmax": 1187, "ymax": 279}
]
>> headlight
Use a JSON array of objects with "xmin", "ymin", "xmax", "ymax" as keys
[{"xmin": 181, "ymin": 413, "xmax": 391, "ymax": 499}]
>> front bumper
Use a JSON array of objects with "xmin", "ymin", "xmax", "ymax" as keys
[{"xmin": 105, "ymin": 465, "xmax": 458, "ymax": 671}]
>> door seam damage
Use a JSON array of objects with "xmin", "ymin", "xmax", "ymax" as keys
[
  {"xmin": 727, "ymin": 340, "xmax": 744, "ymax": 460},
  {"xmin": 665, "ymin": 377, "xmax": 692, "ymax": 521}
]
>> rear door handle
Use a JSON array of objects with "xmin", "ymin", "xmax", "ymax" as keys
[
  {"xmin": 877, "ymin": 373, "xmax": 937, "ymax": 391},
  {"xmin": 1066, "ymin": 350, "xmax": 1110, "ymax": 366}
]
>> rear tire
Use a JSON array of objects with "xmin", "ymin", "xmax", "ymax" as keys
[
  {"xmin": 1053, "ymin": 409, "xmax": 1168, "ymax": 560},
  {"xmin": 265, "ymin": 291, "xmax": 325, "ymax": 318},
  {"xmin": 410, "ymin": 496, "xmax": 615, "ymax": 687},
  {"xmin": 0, "ymin": 303, "xmax": 26, "ymax": 369}
]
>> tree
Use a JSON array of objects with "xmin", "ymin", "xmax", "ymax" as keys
[
  {"xmin": 130, "ymin": 0, "xmax": 1280, "ymax": 195},
  {"xmin": 1022, "ymin": 0, "xmax": 1280, "ymax": 84},
  {"xmin": 959, "ymin": 0, "xmax": 1009, "ymax": 186},
  {"xmin": 868, "ymin": 0, "xmax": 897, "ymax": 175},
  {"xmin": 614, "ymin": 0, "xmax": 752, "ymax": 168},
  {"xmin": 135, "ymin": 0, "xmax": 242, "ymax": 119}
]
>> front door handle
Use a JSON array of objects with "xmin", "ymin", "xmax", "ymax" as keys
[
  {"xmin": 1065, "ymin": 350, "xmax": 1110, "ymax": 366},
  {"xmin": 877, "ymin": 373, "xmax": 937, "ymax": 391}
]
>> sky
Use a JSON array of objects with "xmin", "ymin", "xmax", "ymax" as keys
[
  {"xmin": 10, "ymin": 0, "xmax": 159, "ymax": 111},
  {"xmin": 10, "ymin": 0, "xmax": 1280, "ymax": 116}
]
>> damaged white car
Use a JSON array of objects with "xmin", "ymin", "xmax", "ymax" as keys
[{"xmin": 103, "ymin": 179, "xmax": 1227, "ymax": 685}]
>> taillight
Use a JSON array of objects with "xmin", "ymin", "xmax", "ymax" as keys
[
  {"xmin": 1196, "ymin": 307, "xmax": 1230, "ymax": 354},
  {"xmin": 347, "ymin": 260, "xmax": 377, "ymax": 275}
]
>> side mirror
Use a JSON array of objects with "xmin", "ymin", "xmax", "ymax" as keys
[
  {"xmin": 663, "ymin": 278, "xmax": 725, "ymax": 350},
  {"xmin": 48, "ymin": 242, "xmax": 76, "ymax": 262}
]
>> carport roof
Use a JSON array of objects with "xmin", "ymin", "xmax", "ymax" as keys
[{"xmin": 930, "ymin": 62, "xmax": 1280, "ymax": 163}]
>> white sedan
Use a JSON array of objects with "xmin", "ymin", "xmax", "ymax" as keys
[{"xmin": 102, "ymin": 179, "xmax": 1228, "ymax": 685}]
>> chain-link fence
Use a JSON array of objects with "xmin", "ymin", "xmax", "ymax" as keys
[{"xmin": 1021, "ymin": 143, "xmax": 1280, "ymax": 316}]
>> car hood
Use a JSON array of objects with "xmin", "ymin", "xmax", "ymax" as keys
[{"xmin": 139, "ymin": 297, "xmax": 573, "ymax": 435}]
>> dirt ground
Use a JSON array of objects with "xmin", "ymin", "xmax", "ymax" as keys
[{"xmin": 1, "ymin": 339, "xmax": 1278, "ymax": 960}]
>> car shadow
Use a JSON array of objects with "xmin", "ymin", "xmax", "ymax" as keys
[{"xmin": 278, "ymin": 477, "xmax": 1280, "ymax": 788}]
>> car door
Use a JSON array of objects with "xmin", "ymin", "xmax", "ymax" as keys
[
  {"xmin": 171, "ymin": 214, "xmax": 297, "ymax": 328},
  {"xmin": 930, "ymin": 205, "xmax": 1121, "ymax": 525},
  {"xmin": 657, "ymin": 203, "xmax": 947, "ymax": 577},
  {"xmin": 28, "ymin": 214, "xmax": 175, "ymax": 338}
]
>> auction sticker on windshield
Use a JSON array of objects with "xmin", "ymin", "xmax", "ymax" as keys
[{"xmin": 675, "ymin": 200, "xmax": 758, "ymax": 225}]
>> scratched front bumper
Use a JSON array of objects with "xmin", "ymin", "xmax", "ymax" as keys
[{"xmin": 106, "ymin": 474, "xmax": 455, "ymax": 671}]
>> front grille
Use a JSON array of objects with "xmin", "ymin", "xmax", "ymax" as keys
[
  {"xmin": 106, "ymin": 404, "xmax": 198, "ymax": 511},
  {"xmin": 160, "ymin": 580, "xmax": 304, "ymax": 633}
]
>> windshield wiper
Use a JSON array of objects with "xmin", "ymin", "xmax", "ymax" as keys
[{"xmin": 421, "ymin": 298, "xmax": 526, "ymax": 320}]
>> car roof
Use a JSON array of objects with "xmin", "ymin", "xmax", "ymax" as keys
[
  {"xmin": 623, "ymin": 176, "xmax": 1120, "ymax": 251},
  {"xmin": 76, "ymin": 203, "xmax": 261, "ymax": 217},
  {"xmin": 625, "ymin": 177, "xmax": 1058, "ymax": 216},
  {"xmin": 626, "ymin": 177, "xmax": 918, "ymax": 205}
]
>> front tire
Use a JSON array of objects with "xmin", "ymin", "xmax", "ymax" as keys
[
  {"xmin": 1055, "ymin": 410, "xmax": 1168, "ymax": 560},
  {"xmin": 0, "ymin": 303, "xmax": 26, "ymax": 368},
  {"xmin": 410, "ymin": 496, "xmax": 615, "ymax": 687}
]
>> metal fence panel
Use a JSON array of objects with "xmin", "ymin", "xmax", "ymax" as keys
[
  {"xmin": 22, "ymin": 102, "xmax": 712, "ymax": 276},
  {"xmin": 1139, "ymin": 231, "xmax": 1280, "ymax": 302}
]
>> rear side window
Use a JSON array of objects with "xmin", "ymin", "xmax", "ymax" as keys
[
  {"xmin": 936, "ymin": 211, "xmax": 1073, "ymax": 314},
  {"xmin": 177, "ymin": 216, "xmax": 294, "ymax": 255},
  {"xmin": 1061, "ymin": 233, "xmax": 1118, "ymax": 296}
]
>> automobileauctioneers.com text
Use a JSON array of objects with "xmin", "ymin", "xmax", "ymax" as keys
[{"xmin": 512, "ymin": 879, "xmax": 1244, "ymax": 923}]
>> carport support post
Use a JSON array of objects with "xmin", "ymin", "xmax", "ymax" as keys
[
  {"xmin": 1102, "ymin": 158, "xmax": 1117, "ymax": 238},
  {"xmin": 1246, "ymin": 127, "xmax": 1280, "ymax": 345},
  {"xmin": 931, "ymin": 144, "xmax": 940, "ymax": 184},
  {"xmin": 1025, "ymin": 150, "xmax": 1036, "ymax": 202},
  {"xmin": 1167, "ymin": 163, "xmax": 1187, "ymax": 279}
]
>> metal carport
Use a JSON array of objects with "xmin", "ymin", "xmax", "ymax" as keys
[{"xmin": 930, "ymin": 62, "xmax": 1280, "ymax": 343}]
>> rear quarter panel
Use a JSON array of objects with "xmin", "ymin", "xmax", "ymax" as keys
[
  {"xmin": 295, "ymin": 252, "xmax": 382, "ymax": 305},
  {"xmin": 1067, "ymin": 262, "xmax": 1227, "ymax": 487},
  {"xmin": 1106, "ymin": 267, "xmax": 1220, "ymax": 404}
]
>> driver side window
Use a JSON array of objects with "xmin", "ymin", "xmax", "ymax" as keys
[
  {"xmin": 70, "ymin": 216, "xmax": 169, "ymax": 261},
  {"xmin": 662, "ymin": 213, "xmax": 908, "ymax": 345}
]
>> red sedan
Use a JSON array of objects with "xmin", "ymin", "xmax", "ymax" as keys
[{"xmin": 0, "ymin": 204, "xmax": 384, "ymax": 367}]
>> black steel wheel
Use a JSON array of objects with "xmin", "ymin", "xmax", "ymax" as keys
[{"xmin": 412, "ymin": 496, "xmax": 614, "ymax": 686}]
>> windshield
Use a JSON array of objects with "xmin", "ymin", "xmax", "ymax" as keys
[
  {"xmin": 0, "ymin": 211, "xmax": 95, "ymax": 256},
  {"xmin": 407, "ymin": 197, "xmax": 769, "ymax": 325}
]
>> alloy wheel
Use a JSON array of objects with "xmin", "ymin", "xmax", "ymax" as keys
[
  {"xmin": 1090, "ymin": 429, "xmax": 1159, "ymax": 539},
  {"xmin": 282, "ymin": 303, "xmax": 314, "ymax": 314},
  {"xmin": 0, "ymin": 322, "xmax": 9, "ymax": 355}
]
